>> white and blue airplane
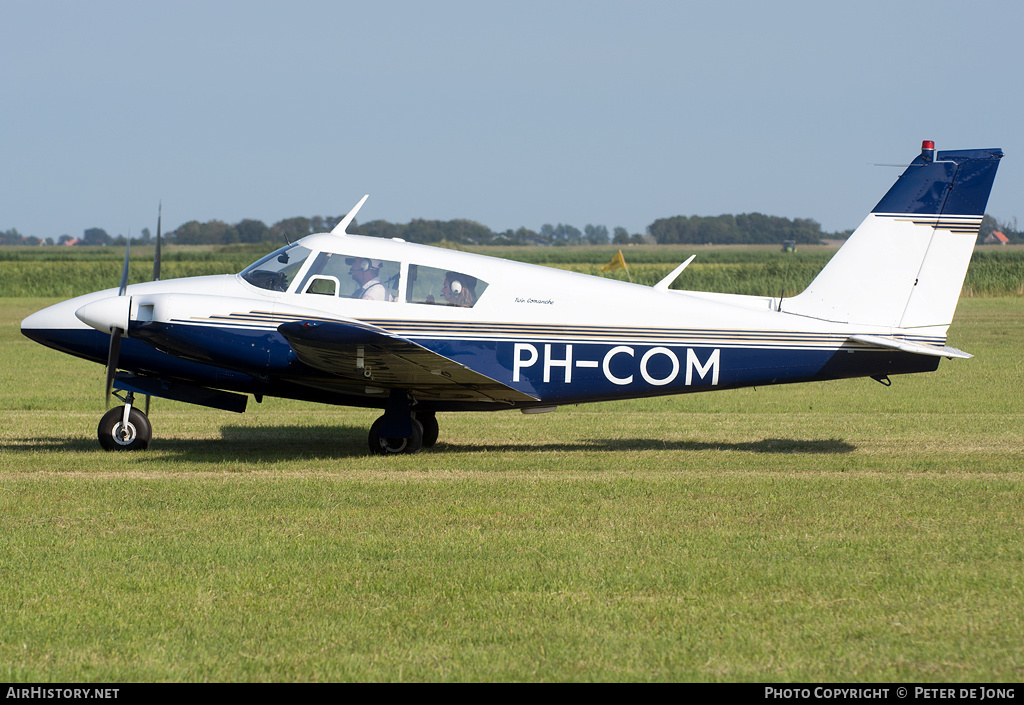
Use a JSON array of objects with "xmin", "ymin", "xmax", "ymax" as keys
[{"xmin": 21, "ymin": 141, "xmax": 1002, "ymax": 454}]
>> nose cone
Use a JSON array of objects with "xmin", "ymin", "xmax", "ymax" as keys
[
  {"xmin": 21, "ymin": 293, "xmax": 112, "ymax": 361},
  {"xmin": 21, "ymin": 296, "xmax": 91, "ymax": 336},
  {"xmin": 75, "ymin": 296, "xmax": 131, "ymax": 333},
  {"xmin": 21, "ymin": 305, "xmax": 62, "ymax": 334}
]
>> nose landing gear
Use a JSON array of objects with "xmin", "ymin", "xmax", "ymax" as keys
[{"xmin": 98, "ymin": 391, "xmax": 152, "ymax": 451}]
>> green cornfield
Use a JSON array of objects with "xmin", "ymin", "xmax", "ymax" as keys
[{"xmin": 1, "ymin": 243, "xmax": 1022, "ymax": 298}]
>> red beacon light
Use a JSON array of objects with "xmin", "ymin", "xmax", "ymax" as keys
[{"xmin": 921, "ymin": 139, "xmax": 936, "ymax": 162}]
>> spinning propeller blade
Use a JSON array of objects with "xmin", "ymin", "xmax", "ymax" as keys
[
  {"xmin": 146, "ymin": 203, "xmax": 162, "ymax": 412},
  {"xmin": 153, "ymin": 201, "xmax": 161, "ymax": 282},
  {"xmin": 118, "ymin": 236, "xmax": 130, "ymax": 296},
  {"xmin": 105, "ymin": 203, "xmax": 161, "ymax": 408},
  {"xmin": 105, "ymin": 237, "xmax": 131, "ymax": 406},
  {"xmin": 104, "ymin": 327, "xmax": 122, "ymax": 406}
]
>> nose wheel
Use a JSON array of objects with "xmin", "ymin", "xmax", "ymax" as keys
[{"xmin": 98, "ymin": 392, "xmax": 152, "ymax": 451}]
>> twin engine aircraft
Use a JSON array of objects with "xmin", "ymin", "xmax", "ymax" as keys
[{"xmin": 21, "ymin": 142, "xmax": 1003, "ymax": 454}]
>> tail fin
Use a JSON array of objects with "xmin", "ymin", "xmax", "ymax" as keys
[{"xmin": 785, "ymin": 142, "xmax": 1002, "ymax": 329}]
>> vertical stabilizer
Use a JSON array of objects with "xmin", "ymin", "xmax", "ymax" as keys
[{"xmin": 784, "ymin": 143, "xmax": 1002, "ymax": 329}]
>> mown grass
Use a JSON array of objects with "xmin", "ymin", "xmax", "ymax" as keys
[{"xmin": 1, "ymin": 296, "xmax": 1022, "ymax": 682}]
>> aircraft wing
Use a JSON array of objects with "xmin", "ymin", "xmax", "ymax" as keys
[
  {"xmin": 278, "ymin": 319, "xmax": 539, "ymax": 403},
  {"xmin": 848, "ymin": 334, "xmax": 972, "ymax": 359}
]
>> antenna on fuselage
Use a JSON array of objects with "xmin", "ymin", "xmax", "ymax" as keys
[
  {"xmin": 653, "ymin": 255, "xmax": 696, "ymax": 292},
  {"xmin": 331, "ymin": 194, "xmax": 369, "ymax": 236}
]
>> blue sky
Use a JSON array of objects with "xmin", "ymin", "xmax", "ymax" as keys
[{"xmin": 2, "ymin": 0, "xmax": 1021, "ymax": 239}]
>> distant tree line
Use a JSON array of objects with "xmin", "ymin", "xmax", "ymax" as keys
[
  {"xmin": 3, "ymin": 211, "xmax": 1020, "ymax": 247},
  {"xmin": 648, "ymin": 213, "xmax": 829, "ymax": 245}
]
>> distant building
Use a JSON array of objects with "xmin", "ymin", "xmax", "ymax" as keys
[{"xmin": 984, "ymin": 231, "xmax": 1010, "ymax": 245}]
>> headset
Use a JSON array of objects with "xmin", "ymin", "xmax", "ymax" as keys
[
  {"xmin": 350, "ymin": 258, "xmax": 380, "ymax": 272},
  {"xmin": 449, "ymin": 280, "xmax": 463, "ymax": 295}
]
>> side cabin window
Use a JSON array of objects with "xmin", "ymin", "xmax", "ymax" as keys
[
  {"xmin": 407, "ymin": 265, "xmax": 487, "ymax": 308},
  {"xmin": 295, "ymin": 252, "xmax": 400, "ymax": 301},
  {"xmin": 240, "ymin": 245, "xmax": 313, "ymax": 292}
]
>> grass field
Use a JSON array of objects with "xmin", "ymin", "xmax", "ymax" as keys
[{"xmin": 2, "ymin": 291, "xmax": 1023, "ymax": 681}]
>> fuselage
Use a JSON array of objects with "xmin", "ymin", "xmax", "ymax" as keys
[
  {"xmin": 22, "ymin": 232, "xmax": 942, "ymax": 413},
  {"xmin": 18, "ymin": 143, "xmax": 1000, "ymax": 454}
]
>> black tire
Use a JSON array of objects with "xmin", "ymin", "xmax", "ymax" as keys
[
  {"xmin": 417, "ymin": 412, "xmax": 439, "ymax": 448},
  {"xmin": 98, "ymin": 406, "xmax": 152, "ymax": 451},
  {"xmin": 368, "ymin": 416, "xmax": 423, "ymax": 455}
]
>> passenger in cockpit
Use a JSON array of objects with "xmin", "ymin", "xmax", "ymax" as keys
[{"xmin": 441, "ymin": 272, "xmax": 476, "ymax": 307}]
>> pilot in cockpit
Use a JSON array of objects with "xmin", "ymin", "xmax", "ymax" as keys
[{"xmin": 347, "ymin": 258, "xmax": 387, "ymax": 300}]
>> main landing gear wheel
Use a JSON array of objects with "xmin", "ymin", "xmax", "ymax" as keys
[
  {"xmin": 417, "ymin": 412, "xmax": 439, "ymax": 448},
  {"xmin": 368, "ymin": 416, "xmax": 423, "ymax": 456},
  {"xmin": 98, "ymin": 405, "xmax": 152, "ymax": 451}
]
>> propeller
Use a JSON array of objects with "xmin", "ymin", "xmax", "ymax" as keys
[
  {"xmin": 153, "ymin": 201, "xmax": 161, "ymax": 282},
  {"xmin": 104, "ymin": 235, "xmax": 132, "ymax": 406},
  {"xmin": 102, "ymin": 204, "xmax": 161, "ymax": 410},
  {"xmin": 145, "ymin": 205, "xmax": 161, "ymax": 415}
]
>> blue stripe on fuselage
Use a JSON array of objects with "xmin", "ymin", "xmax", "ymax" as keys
[
  {"xmin": 415, "ymin": 337, "xmax": 938, "ymax": 405},
  {"xmin": 131, "ymin": 321, "xmax": 942, "ymax": 404},
  {"xmin": 26, "ymin": 322, "xmax": 940, "ymax": 410}
]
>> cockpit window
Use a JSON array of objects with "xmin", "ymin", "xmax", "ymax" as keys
[
  {"xmin": 407, "ymin": 265, "xmax": 487, "ymax": 308},
  {"xmin": 296, "ymin": 252, "xmax": 400, "ymax": 301},
  {"xmin": 240, "ymin": 245, "xmax": 313, "ymax": 292}
]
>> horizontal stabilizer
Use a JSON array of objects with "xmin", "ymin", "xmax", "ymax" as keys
[
  {"xmin": 279, "ymin": 319, "xmax": 539, "ymax": 403},
  {"xmin": 848, "ymin": 334, "xmax": 972, "ymax": 359}
]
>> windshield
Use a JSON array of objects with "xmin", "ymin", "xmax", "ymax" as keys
[{"xmin": 240, "ymin": 244, "xmax": 313, "ymax": 292}]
